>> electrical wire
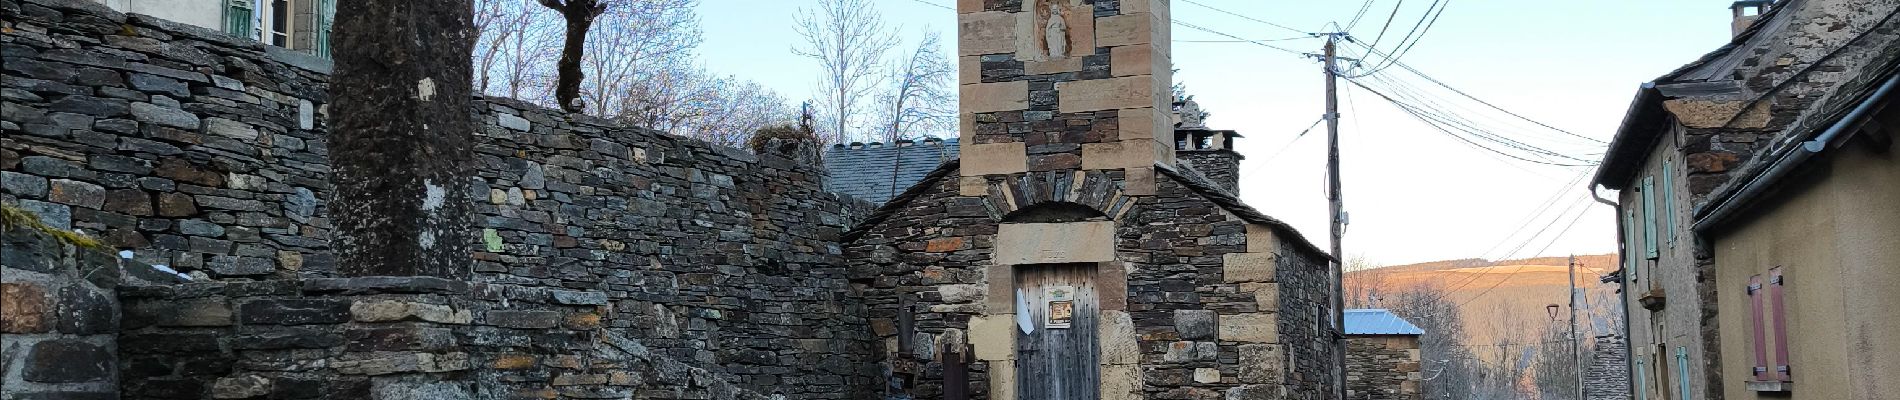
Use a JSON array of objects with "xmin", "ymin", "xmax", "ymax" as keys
[
  {"xmin": 1346, "ymin": 41, "xmax": 1607, "ymax": 144},
  {"xmin": 1346, "ymin": 0, "xmax": 1449, "ymax": 77},
  {"xmin": 1344, "ymin": 0, "xmax": 1378, "ymax": 31},
  {"xmin": 1174, "ymin": 20, "xmax": 1310, "ymax": 56},
  {"xmin": 1344, "ymin": 79, "xmax": 1597, "ymax": 166},
  {"xmin": 1177, "ymin": 0, "xmax": 1312, "ymax": 35}
]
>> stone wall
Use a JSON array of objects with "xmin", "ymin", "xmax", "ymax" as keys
[
  {"xmin": 1344, "ymin": 335, "xmax": 1421, "ymax": 400},
  {"xmin": 1583, "ymin": 334, "xmax": 1631, "ymax": 400},
  {"xmin": 2, "ymin": 218, "xmax": 184, "ymax": 399},
  {"xmin": 1176, "ymin": 150, "xmax": 1239, "ymax": 194},
  {"xmin": 2, "ymin": 0, "xmax": 874, "ymax": 397}
]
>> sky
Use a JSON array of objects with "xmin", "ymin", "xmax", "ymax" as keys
[{"xmin": 694, "ymin": 0, "xmax": 1735, "ymax": 266}]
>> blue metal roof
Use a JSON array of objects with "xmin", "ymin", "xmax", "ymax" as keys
[
  {"xmin": 822, "ymin": 139, "xmax": 959, "ymax": 205},
  {"xmin": 1344, "ymin": 309, "xmax": 1425, "ymax": 335}
]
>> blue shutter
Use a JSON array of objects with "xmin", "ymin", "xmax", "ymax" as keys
[
  {"xmin": 314, "ymin": 0, "xmax": 334, "ymax": 58},
  {"xmin": 223, "ymin": 0, "xmax": 255, "ymax": 39},
  {"xmin": 1625, "ymin": 209, "xmax": 1639, "ymax": 281},
  {"xmin": 1662, "ymin": 161, "xmax": 1675, "ymax": 248},
  {"xmin": 1643, "ymin": 176, "xmax": 1659, "ymax": 259},
  {"xmin": 1676, "ymin": 347, "xmax": 1692, "ymax": 400},
  {"xmin": 1635, "ymin": 358, "xmax": 1648, "ymax": 400}
]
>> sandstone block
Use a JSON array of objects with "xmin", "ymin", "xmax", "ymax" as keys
[
  {"xmin": 1100, "ymin": 310, "xmax": 1139, "ymax": 365},
  {"xmin": 1059, "ymin": 76, "xmax": 1162, "ymax": 113},
  {"xmin": 1, "ymin": 282, "xmax": 51, "ymax": 333},
  {"xmin": 970, "ymin": 313, "xmax": 1015, "ymax": 361},
  {"xmin": 1194, "ymin": 368, "xmax": 1221, "ymax": 383},
  {"xmin": 1124, "ymin": 166, "xmax": 1156, "ymax": 196},
  {"xmin": 1117, "ymin": 107, "xmax": 1170, "ymax": 141},
  {"xmin": 1240, "ymin": 282, "xmax": 1280, "ymax": 311},
  {"xmin": 995, "ymin": 221, "xmax": 1115, "ymax": 264},
  {"xmin": 961, "ymin": 142, "xmax": 1029, "ymax": 176},
  {"xmin": 1220, "ymin": 313, "xmax": 1278, "ymax": 343},
  {"xmin": 940, "ymin": 283, "xmax": 983, "ymax": 304},
  {"xmin": 1096, "ymin": 12, "xmax": 1162, "ymax": 47},
  {"xmin": 959, "ymin": 11, "xmax": 1020, "ymax": 55},
  {"xmin": 961, "ymin": 55, "xmax": 982, "ymax": 85},
  {"xmin": 1100, "ymin": 362, "xmax": 1140, "ymax": 400},
  {"xmin": 990, "ymin": 360, "xmax": 1017, "ymax": 400},
  {"xmin": 1223, "ymin": 252, "xmax": 1277, "ymax": 283},
  {"xmin": 986, "ymin": 264, "xmax": 1014, "ymax": 313},
  {"xmin": 1081, "ymin": 139, "xmax": 1167, "ymax": 170},
  {"xmin": 962, "ymin": 81, "xmax": 1031, "ymax": 113},
  {"xmin": 1237, "ymin": 344, "xmax": 1284, "ymax": 383},
  {"xmin": 1111, "ymin": 45, "xmax": 1164, "ymax": 77},
  {"xmin": 1245, "ymin": 224, "xmax": 1279, "ymax": 254}
]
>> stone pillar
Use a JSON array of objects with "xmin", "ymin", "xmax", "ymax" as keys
[
  {"xmin": 957, "ymin": 2, "xmax": 1172, "ymax": 399},
  {"xmin": 957, "ymin": 0, "xmax": 1174, "ymax": 185},
  {"xmin": 327, "ymin": 0, "xmax": 477, "ymax": 279}
]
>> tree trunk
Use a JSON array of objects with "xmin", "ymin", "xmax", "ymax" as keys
[
  {"xmin": 549, "ymin": 0, "xmax": 598, "ymax": 114},
  {"xmin": 327, "ymin": 0, "xmax": 476, "ymax": 278}
]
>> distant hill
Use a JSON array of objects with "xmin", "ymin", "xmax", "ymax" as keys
[{"xmin": 1348, "ymin": 254, "xmax": 1622, "ymax": 362}]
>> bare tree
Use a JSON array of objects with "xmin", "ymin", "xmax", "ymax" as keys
[
  {"xmin": 875, "ymin": 30, "xmax": 955, "ymax": 142},
  {"xmin": 793, "ymin": 0, "xmax": 900, "ymax": 144},
  {"xmin": 538, "ymin": 0, "xmax": 614, "ymax": 113},
  {"xmin": 472, "ymin": 0, "xmax": 560, "ymax": 100}
]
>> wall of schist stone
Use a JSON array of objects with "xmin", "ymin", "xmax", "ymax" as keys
[
  {"xmin": 845, "ymin": 166, "xmax": 1335, "ymax": 400},
  {"xmin": 2, "ymin": 224, "xmax": 185, "ymax": 400},
  {"xmin": 1, "ymin": 0, "xmax": 874, "ymax": 398},
  {"xmin": 1343, "ymin": 336, "xmax": 1421, "ymax": 400}
]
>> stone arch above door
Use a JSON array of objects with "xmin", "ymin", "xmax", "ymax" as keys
[{"xmin": 959, "ymin": 169, "xmax": 1146, "ymax": 222}]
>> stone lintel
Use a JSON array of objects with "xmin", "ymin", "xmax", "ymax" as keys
[{"xmin": 994, "ymin": 221, "xmax": 1116, "ymax": 265}]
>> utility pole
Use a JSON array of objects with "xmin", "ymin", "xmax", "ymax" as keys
[
  {"xmin": 1569, "ymin": 254, "xmax": 1584, "ymax": 400},
  {"xmin": 1322, "ymin": 33, "xmax": 1348, "ymax": 400}
]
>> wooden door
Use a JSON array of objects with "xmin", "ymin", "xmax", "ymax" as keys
[{"xmin": 1014, "ymin": 263, "xmax": 1100, "ymax": 400}]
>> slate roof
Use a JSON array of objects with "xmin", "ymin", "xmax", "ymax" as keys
[
  {"xmin": 1344, "ymin": 309, "xmax": 1425, "ymax": 336},
  {"xmin": 822, "ymin": 139, "xmax": 959, "ymax": 204}
]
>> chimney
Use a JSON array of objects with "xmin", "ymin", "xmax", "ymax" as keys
[
  {"xmin": 1175, "ymin": 129, "xmax": 1243, "ymax": 193},
  {"xmin": 957, "ymin": 0, "xmax": 1173, "ymax": 189},
  {"xmin": 1731, "ymin": 1, "xmax": 1770, "ymax": 37}
]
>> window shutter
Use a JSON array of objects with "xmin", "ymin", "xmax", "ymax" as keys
[
  {"xmin": 1625, "ymin": 209, "xmax": 1640, "ymax": 281},
  {"xmin": 1635, "ymin": 358, "xmax": 1649, "ymax": 400},
  {"xmin": 1748, "ymin": 275, "xmax": 1768, "ymax": 381},
  {"xmin": 223, "ymin": 0, "xmax": 255, "ymax": 39},
  {"xmin": 1769, "ymin": 267, "xmax": 1791, "ymax": 381},
  {"xmin": 315, "ymin": 0, "xmax": 334, "ymax": 58},
  {"xmin": 1676, "ymin": 347, "xmax": 1691, "ymax": 400},
  {"xmin": 1662, "ymin": 161, "xmax": 1675, "ymax": 247},
  {"xmin": 1642, "ymin": 176, "xmax": 1659, "ymax": 259}
]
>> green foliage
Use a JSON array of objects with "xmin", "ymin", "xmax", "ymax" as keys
[{"xmin": 1, "ymin": 203, "xmax": 109, "ymax": 251}]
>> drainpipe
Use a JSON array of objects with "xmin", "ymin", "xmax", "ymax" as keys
[
  {"xmin": 1590, "ymin": 182, "xmax": 1637, "ymax": 399},
  {"xmin": 1693, "ymin": 72, "xmax": 1900, "ymax": 232}
]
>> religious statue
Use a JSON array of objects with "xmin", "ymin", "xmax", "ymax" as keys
[{"xmin": 1043, "ymin": 2, "xmax": 1068, "ymax": 59}]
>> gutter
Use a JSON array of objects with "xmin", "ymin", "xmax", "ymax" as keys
[
  {"xmin": 1593, "ymin": 83, "xmax": 1665, "ymax": 190},
  {"xmin": 1693, "ymin": 71, "xmax": 1900, "ymax": 232}
]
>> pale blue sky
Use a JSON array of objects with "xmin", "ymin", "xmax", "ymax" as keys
[{"xmin": 695, "ymin": 0, "xmax": 1734, "ymax": 266}]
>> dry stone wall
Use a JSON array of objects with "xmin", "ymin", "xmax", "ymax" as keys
[
  {"xmin": 2, "ymin": 222, "xmax": 185, "ymax": 400},
  {"xmin": 2, "ymin": 0, "xmax": 874, "ymax": 398},
  {"xmin": 1343, "ymin": 336, "xmax": 1421, "ymax": 400}
]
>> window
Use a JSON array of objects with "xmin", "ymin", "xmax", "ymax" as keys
[
  {"xmin": 1642, "ymin": 176, "xmax": 1659, "ymax": 259},
  {"xmin": 266, "ymin": 0, "xmax": 292, "ymax": 47}
]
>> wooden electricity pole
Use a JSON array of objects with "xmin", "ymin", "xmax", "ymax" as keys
[
  {"xmin": 1570, "ymin": 254, "xmax": 1585, "ymax": 400},
  {"xmin": 1322, "ymin": 34, "xmax": 1348, "ymax": 400}
]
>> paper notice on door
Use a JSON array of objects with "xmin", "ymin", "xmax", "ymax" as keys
[{"xmin": 1046, "ymin": 286, "xmax": 1075, "ymax": 329}]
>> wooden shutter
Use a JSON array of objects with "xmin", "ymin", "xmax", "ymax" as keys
[
  {"xmin": 1642, "ymin": 176, "xmax": 1659, "ymax": 259},
  {"xmin": 223, "ymin": 0, "xmax": 255, "ymax": 39},
  {"xmin": 1661, "ymin": 161, "xmax": 1675, "ymax": 247},
  {"xmin": 1625, "ymin": 209, "xmax": 1640, "ymax": 281},
  {"xmin": 1748, "ymin": 275, "xmax": 1768, "ymax": 380},
  {"xmin": 1769, "ymin": 267, "xmax": 1791, "ymax": 381},
  {"xmin": 1676, "ymin": 347, "xmax": 1691, "ymax": 400},
  {"xmin": 314, "ymin": 0, "xmax": 334, "ymax": 58},
  {"xmin": 1634, "ymin": 358, "xmax": 1648, "ymax": 400}
]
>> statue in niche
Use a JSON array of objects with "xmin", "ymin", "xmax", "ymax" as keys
[{"xmin": 1043, "ymin": 1, "xmax": 1068, "ymax": 59}]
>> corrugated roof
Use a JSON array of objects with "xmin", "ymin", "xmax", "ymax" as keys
[
  {"xmin": 822, "ymin": 139, "xmax": 959, "ymax": 205},
  {"xmin": 1344, "ymin": 309, "xmax": 1424, "ymax": 336}
]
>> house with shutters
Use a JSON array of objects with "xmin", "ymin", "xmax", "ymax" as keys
[
  {"xmin": 1593, "ymin": 1, "xmax": 1900, "ymax": 399},
  {"xmin": 89, "ymin": 0, "xmax": 334, "ymax": 56}
]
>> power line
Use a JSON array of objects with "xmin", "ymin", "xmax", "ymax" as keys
[
  {"xmin": 1174, "ymin": 20, "xmax": 1310, "ymax": 56},
  {"xmin": 904, "ymin": 0, "xmax": 953, "ymax": 11},
  {"xmin": 1345, "ymin": 42, "xmax": 1606, "ymax": 144},
  {"xmin": 1344, "ymin": 0, "xmax": 1378, "ymax": 31},
  {"xmin": 1356, "ymin": 71, "xmax": 1599, "ymax": 162},
  {"xmin": 1358, "ymin": 0, "xmax": 1406, "ymax": 51},
  {"xmin": 1179, "ymin": 35, "xmax": 1318, "ymax": 43},
  {"xmin": 1345, "ymin": 0, "xmax": 1449, "ymax": 77},
  {"xmin": 1177, "ymin": 0, "xmax": 1312, "ymax": 35},
  {"xmin": 1344, "ymin": 78, "xmax": 1598, "ymax": 166}
]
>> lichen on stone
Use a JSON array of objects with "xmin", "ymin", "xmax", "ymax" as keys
[{"xmin": 1, "ymin": 203, "xmax": 108, "ymax": 251}]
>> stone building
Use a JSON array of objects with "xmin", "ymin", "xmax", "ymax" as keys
[
  {"xmin": 1342, "ymin": 309, "xmax": 1423, "ymax": 400},
  {"xmin": 842, "ymin": 1, "xmax": 1338, "ymax": 399},
  {"xmin": 1593, "ymin": 0, "xmax": 1900, "ymax": 399},
  {"xmin": 0, "ymin": 0, "xmax": 1337, "ymax": 399}
]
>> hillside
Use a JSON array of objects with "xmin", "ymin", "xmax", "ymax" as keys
[{"xmin": 1347, "ymin": 254, "xmax": 1622, "ymax": 362}]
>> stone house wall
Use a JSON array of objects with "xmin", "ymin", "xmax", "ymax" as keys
[
  {"xmin": 1343, "ymin": 335, "xmax": 1420, "ymax": 400},
  {"xmin": 2, "ymin": 221, "xmax": 184, "ymax": 400},
  {"xmin": 2, "ymin": 0, "xmax": 875, "ymax": 398}
]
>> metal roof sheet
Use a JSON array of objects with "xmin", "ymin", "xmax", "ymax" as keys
[{"xmin": 1344, "ymin": 309, "xmax": 1425, "ymax": 336}]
